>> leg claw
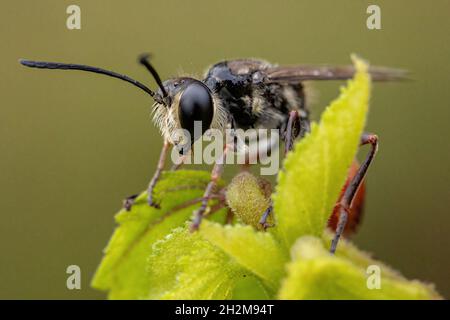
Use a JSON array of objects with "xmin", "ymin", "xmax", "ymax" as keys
[
  {"xmin": 258, "ymin": 221, "xmax": 274, "ymax": 231},
  {"xmin": 258, "ymin": 204, "xmax": 274, "ymax": 230},
  {"xmin": 147, "ymin": 196, "xmax": 161, "ymax": 209},
  {"xmin": 123, "ymin": 194, "xmax": 138, "ymax": 211}
]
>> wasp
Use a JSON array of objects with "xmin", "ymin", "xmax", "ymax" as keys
[{"xmin": 19, "ymin": 55, "xmax": 405, "ymax": 252}]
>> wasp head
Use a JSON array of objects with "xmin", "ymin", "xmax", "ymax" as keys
[{"xmin": 152, "ymin": 77, "xmax": 227, "ymax": 149}]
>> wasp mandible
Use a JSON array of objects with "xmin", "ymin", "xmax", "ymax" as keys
[{"xmin": 19, "ymin": 55, "xmax": 405, "ymax": 252}]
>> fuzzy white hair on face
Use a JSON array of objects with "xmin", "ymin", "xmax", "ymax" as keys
[{"xmin": 151, "ymin": 92, "xmax": 228, "ymax": 145}]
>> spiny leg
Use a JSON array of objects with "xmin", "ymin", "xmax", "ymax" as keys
[
  {"xmin": 122, "ymin": 141, "xmax": 170, "ymax": 211},
  {"xmin": 258, "ymin": 202, "xmax": 274, "ymax": 230},
  {"xmin": 171, "ymin": 152, "xmax": 190, "ymax": 171},
  {"xmin": 226, "ymin": 207, "xmax": 234, "ymax": 224},
  {"xmin": 284, "ymin": 110, "xmax": 301, "ymax": 154},
  {"xmin": 328, "ymin": 161, "xmax": 366, "ymax": 234},
  {"xmin": 123, "ymin": 194, "xmax": 138, "ymax": 211},
  {"xmin": 147, "ymin": 141, "xmax": 170, "ymax": 208},
  {"xmin": 330, "ymin": 133, "xmax": 379, "ymax": 254},
  {"xmin": 190, "ymin": 144, "xmax": 231, "ymax": 231},
  {"xmin": 258, "ymin": 111, "xmax": 300, "ymax": 227}
]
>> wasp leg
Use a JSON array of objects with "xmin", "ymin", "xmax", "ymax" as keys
[
  {"xmin": 328, "ymin": 161, "xmax": 366, "ymax": 234},
  {"xmin": 123, "ymin": 194, "xmax": 138, "ymax": 211},
  {"xmin": 258, "ymin": 202, "xmax": 274, "ymax": 230},
  {"xmin": 257, "ymin": 110, "xmax": 298, "ymax": 224},
  {"xmin": 121, "ymin": 141, "xmax": 170, "ymax": 211},
  {"xmin": 284, "ymin": 110, "xmax": 300, "ymax": 154},
  {"xmin": 190, "ymin": 144, "xmax": 231, "ymax": 231},
  {"xmin": 146, "ymin": 141, "xmax": 170, "ymax": 208},
  {"xmin": 171, "ymin": 152, "xmax": 189, "ymax": 171},
  {"xmin": 226, "ymin": 207, "xmax": 234, "ymax": 224},
  {"xmin": 330, "ymin": 133, "xmax": 379, "ymax": 254}
]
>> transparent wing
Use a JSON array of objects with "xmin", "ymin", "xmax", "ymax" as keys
[{"xmin": 265, "ymin": 65, "xmax": 409, "ymax": 83}]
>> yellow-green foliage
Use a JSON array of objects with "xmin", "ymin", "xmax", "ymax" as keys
[
  {"xmin": 147, "ymin": 226, "xmax": 244, "ymax": 299},
  {"xmin": 273, "ymin": 56, "xmax": 371, "ymax": 249},
  {"xmin": 91, "ymin": 170, "xmax": 225, "ymax": 299},
  {"xmin": 92, "ymin": 57, "xmax": 441, "ymax": 300},
  {"xmin": 278, "ymin": 237, "xmax": 440, "ymax": 300},
  {"xmin": 226, "ymin": 172, "xmax": 273, "ymax": 230},
  {"xmin": 200, "ymin": 221, "xmax": 288, "ymax": 289}
]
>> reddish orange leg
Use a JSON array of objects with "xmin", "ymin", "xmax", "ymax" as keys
[
  {"xmin": 330, "ymin": 133, "xmax": 379, "ymax": 254},
  {"xmin": 190, "ymin": 144, "xmax": 231, "ymax": 231},
  {"xmin": 328, "ymin": 161, "xmax": 366, "ymax": 235}
]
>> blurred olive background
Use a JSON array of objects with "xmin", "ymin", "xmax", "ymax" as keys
[{"xmin": 0, "ymin": 0, "xmax": 449, "ymax": 299}]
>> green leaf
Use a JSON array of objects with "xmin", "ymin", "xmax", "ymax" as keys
[
  {"xmin": 200, "ymin": 221, "xmax": 288, "ymax": 290},
  {"xmin": 278, "ymin": 236, "xmax": 441, "ymax": 300},
  {"xmin": 147, "ymin": 226, "xmax": 246, "ymax": 299},
  {"xmin": 91, "ymin": 170, "xmax": 223, "ymax": 299},
  {"xmin": 273, "ymin": 56, "xmax": 371, "ymax": 248},
  {"xmin": 321, "ymin": 230, "xmax": 403, "ymax": 280},
  {"xmin": 231, "ymin": 276, "xmax": 272, "ymax": 300}
]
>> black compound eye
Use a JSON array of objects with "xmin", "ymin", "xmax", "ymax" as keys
[{"xmin": 179, "ymin": 82, "xmax": 214, "ymax": 143}]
